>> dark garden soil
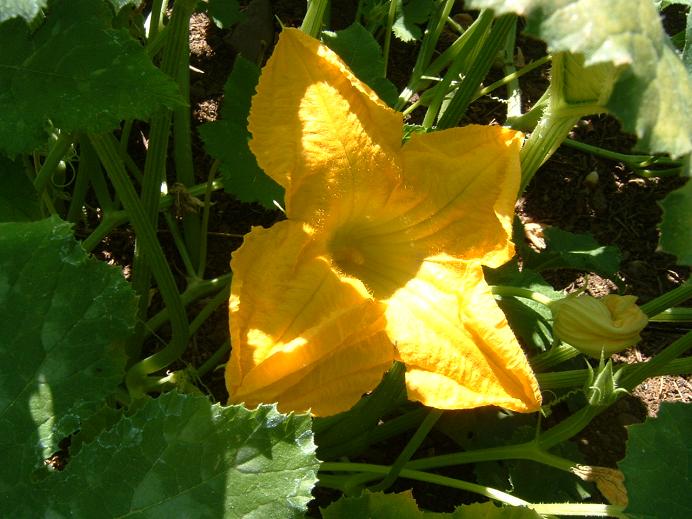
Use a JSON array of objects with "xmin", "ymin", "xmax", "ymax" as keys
[{"xmin": 97, "ymin": 0, "xmax": 691, "ymax": 512}]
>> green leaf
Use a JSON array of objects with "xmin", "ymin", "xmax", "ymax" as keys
[
  {"xmin": 485, "ymin": 263, "xmax": 559, "ymax": 351},
  {"xmin": 619, "ymin": 402, "xmax": 692, "ymax": 519},
  {"xmin": 322, "ymin": 22, "xmax": 399, "ymax": 106},
  {"xmin": 206, "ymin": 0, "xmax": 243, "ymax": 29},
  {"xmin": 322, "ymin": 490, "xmax": 543, "ymax": 517},
  {"xmin": 658, "ymin": 173, "xmax": 692, "ymax": 266},
  {"xmin": 467, "ymin": 0, "xmax": 692, "ymax": 158},
  {"xmin": 46, "ymin": 393, "xmax": 319, "ymax": 518},
  {"xmin": 198, "ymin": 56, "xmax": 284, "ymax": 209},
  {"xmin": 392, "ymin": 0, "xmax": 433, "ymax": 42},
  {"xmin": 0, "ymin": 0, "xmax": 47, "ymax": 23},
  {"xmin": 524, "ymin": 227, "xmax": 622, "ymax": 279},
  {"xmin": 0, "ymin": 0, "xmax": 184, "ymax": 154},
  {"xmin": 0, "ymin": 155, "xmax": 40, "ymax": 221},
  {"xmin": 322, "ymin": 490, "xmax": 423, "ymax": 518},
  {"xmin": 0, "ymin": 217, "xmax": 134, "ymax": 515}
]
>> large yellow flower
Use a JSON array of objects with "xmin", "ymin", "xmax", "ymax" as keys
[{"xmin": 226, "ymin": 28, "xmax": 541, "ymax": 416}]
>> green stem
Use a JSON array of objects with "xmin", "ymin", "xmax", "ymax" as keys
[
  {"xmin": 531, "ymin": 344, "xmax": 580, "ymax": 372},
  {"xmin": 172, "ymin": 8, "xmax": 201, "ymax": 271},
  {"xmin": 88, "ymin": 133, "xmax": 189, "ymax": 396},
  {"xmin": 188, "ymin": 283, "xmax": 231, "ymax": 338},
  {"xmin": 163, "ymin": 211, "xmax": 198, "ymax": 279},
  {"xmin": 520, "ymin": 113, "xmax": 581, "ymax": 191},
  {"xmin": 475, "ymin": 55, "xmax": 551, "ymax": 101},
  {"xmin": 132, "ymin": 0, "xmax": 196, "ymax": 355},
  {"xmin": 422, "ymin": 9, "xmax": 494, "ymax": 128},
  {"xmin": 369, "ymin": 409, "xmax": 443, "ymax": 492},
  {"xmin": 650, "ymin": 307, "xmax": 692, "ymax": 322},
  {"xmin": 66, "ymin": 139, "xmax": 94, "ymax": 223},
  {"xmin": 80, "ymin": 179, "xmax": 224, "ymax": 253},
  {"xmin": 196, "ymin": 160, "xmax": 220, "ymax": 279},
  {"xmin": 537, "ymin": 356, "xmax": 692, "ymax": 389},
  {"xmin": 148, "ymin": 0, "xmax": 168, "ymax": 42},
  {"xmin": 33, "ymin": 132, "xmax": 73, "ymax": 194},
  {"xmin": 396, "ymin": 0, "xmax": 456, "ymax": 109},
  {"xmin": 382, "ymin": 0, "xmax": 398, "ymax": 77},
  {"xmin": 320, "ymin": 462, "xmax": 529, "ymax": 507},
  {"xmin": 562, "ymin": 138, "xmax": 681, "ymax": 169},
  {"xmin": 620, "ymin": 330, "xmax": 692, "ymax": 390},
  {"xmin": 196, "ymin": 339, "xmax": 230, "ymax": 378},
  {"xmin": 81, "ymin": 212, "xmax": 128, "ymax": 252},
  {"xmin": 436, "ymin": 13, "xmax": 516, "ymax": 129},
  {"xmin": 640, "ymin": 282, "xmax": 692, "ymax": 318},
  {"xmin": 144, "ymin": 273, "xmax": 232, "ymax": 338},
  {"xmin": 301, "ymin": 0, "xmax": 329, "ymax": 38}
]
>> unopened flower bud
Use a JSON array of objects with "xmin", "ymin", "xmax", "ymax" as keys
[{"xmin": 549, "ymin": 294, "xmax": 648, "ymax": 358}]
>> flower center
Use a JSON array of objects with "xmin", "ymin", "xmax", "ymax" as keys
[{"xmin": 328, "ymin": 224, "xmax": 421, "ymax": 299}]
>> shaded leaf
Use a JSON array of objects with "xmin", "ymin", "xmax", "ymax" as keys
[
  {"xmin": 0, "ymin": 155, "xmax": 40, "ymax": 221},
  {"xmin": 46, "ymin": 393, "xmax": 319, "ymax": 518},
  {"xmin": 524, "ymin": 227, "xmax": 621, "ymax": 279},
  {"xmin": 198, "ymin": 56, "xmax": 284, "ymax": 209},
  {"xmin": 485, "ymin": 262, "xmax": 559, "ymax": 352},
  {"xmin": 619, "ymin": 402, "xmax": 692, "ymax": 519},
  {"xmin": 0, "ymin": 217, "xmax": 134, "ymax": 515},
  {"xmin": 658, "ymin": 177, "xmax": 692, "ymax": 265},
  {"xmin": 322, "ymin": 22, "xmax": 399, "ymax": 106},
  {"xmin": 0, "ymin": 0, "xmax": 183, "ymax": 154},
  {"xmin": 206, "ymin": 0, "xmax": 243, "ymax": 29},
  {"xmin": 468, "ymin": 0, "xmax": 691, "ymax": 157}
]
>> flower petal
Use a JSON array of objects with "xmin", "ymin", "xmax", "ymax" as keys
[
  {"xmin": 386, "ymin": 258, "xmax": 541, "ymax": 412},
  {"xmin": 227, "ymin": 220, "xmax": 396, "ymax": 416},
  {"xmin": 397, "ymin": 125, "xmax": 522, "ymax": 268},
  {"xmin": 325, "ymin": 125, "xmax": 522, "ymax": 299},
  {"xmin": 248, "ymin": 28, "xmax": 403, "ymax": 227}
]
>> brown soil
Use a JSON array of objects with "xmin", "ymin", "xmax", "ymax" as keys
[{"xmin": 175, "ymin": 0, "xmax": 691, "ymax": 511}]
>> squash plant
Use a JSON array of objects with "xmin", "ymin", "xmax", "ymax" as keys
[{"xmin": 1, "ymin": 0, "xmax": 690, "ymax": 517}]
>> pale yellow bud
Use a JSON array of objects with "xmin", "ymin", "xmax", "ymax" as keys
[{"xmin": 550, "ymin": 294, "xmax": 648, "ymax": 358}]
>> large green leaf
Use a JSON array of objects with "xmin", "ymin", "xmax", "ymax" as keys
[
  {"xmin": 0, "ymin": 0, "xmax": 47, "ymax": 23},
  {"xmin": 468, "ymin": 0, "xmax": 691, "ymax": 158},
  {"xmin": 658, "ymin": 176, "xmax": 692, "ymax": 265},
  {"xmin": 45, "ymin": 393, "xmax": 319, "ymax": 518},
  {"xmin": 322, "ymin": 490, "xmax": 542, "ymax": 517},
  {"xmin": 322, "ymin": 22, "xmax": 399, "ymax": 107},
  {"xmin": 198, "ymin": 56, "xmax": 284, "ymax": 210},
  {"xmin": 0, "ymin": 0, "xmax": 183, "ymax": 154},
  {"xmin": 0, "ymin": 217, "xmax": 134, "ymax": 514},
  {"xmin": 619, "ymin": 402, "xmax": 692, "ymax": 519}
]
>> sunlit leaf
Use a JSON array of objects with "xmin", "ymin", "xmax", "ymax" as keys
[
  {"xmin": 468, "ymin": 0, "xmax": 692, "ymax": 158},
  {"xmin": 322, "ymin": 490, "xmax": 543, "ymax": 517},
  {"xmin": 619, "ymin": 402, "xmax": 692, "ymax": 518},
  {"xmin": 0, "ymin": 0, "xmax": 183, "ymax": 154},
  {"xmin": 0, "ymin": 0, "xmax": 47, "ymax": 23},
  {"xmin": 46, "ymin": 393, "xmax": 319, "ymax": 518},
  {"xmin": 658, "ymin": 174, "xmax": 692, "ymax": 266}
]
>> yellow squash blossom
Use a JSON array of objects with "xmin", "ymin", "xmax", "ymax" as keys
[{"xmin": 226, "ymin": 28, "xmax": 541, "ymax": 416}]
